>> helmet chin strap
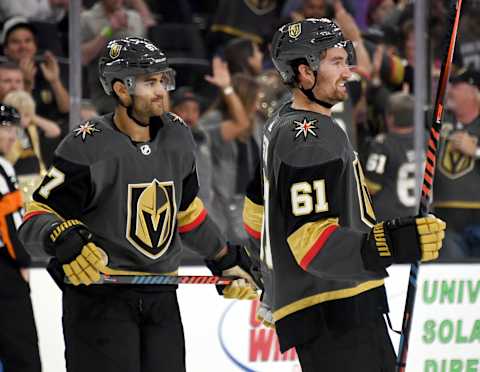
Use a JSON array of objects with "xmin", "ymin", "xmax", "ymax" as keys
[
  {"xmin": 299, "ymin": 71, "xmax": 334, "ymax": 109},
  {"xmin": 118, "ymin": 94, "xmax": 150, "ymax": 127},
  {"xmin": 126, "ymin": 105, "xmax": 150, "ymax": 127}
]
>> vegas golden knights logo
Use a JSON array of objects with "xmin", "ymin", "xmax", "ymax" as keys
[
  {"xmin": 126, "ymin": 180, "xmax": 176, "ymax": 259},
  {"xmin": 439, "ymin": 140, "xmax": 474, "ymax": 179},
  {"xmin": 288, "ymin": 23, "xmax": 302, "ymax": 39},
  {"xmin": 109, "ymin": 43, "xmax": 122, "ymax": 59}
]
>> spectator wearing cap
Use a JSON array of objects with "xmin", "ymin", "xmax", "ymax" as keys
[
  {"xmin": 171, "ymin": 87, "xmax": 213, "ymax": 210},
  {"xmin": 433, "ymin": 68, "xmax": 480, "ymax": 258},
  {"xmin": 1, "ymin": 16, "xmax": 68, "ymax": 166},
  {"xmin": 81, "ymin": 0, "xmax": 145, "ymax": 114}
]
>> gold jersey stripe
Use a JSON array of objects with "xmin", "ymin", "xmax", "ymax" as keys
[
  {"xmin": 242, "ymin": 196, "xmax": 264, "ymax": 236},
  {"xmin": 433, "ymin": 201, "xmax": 480, "ymax": 209},
  {"xmin": 364, "ymin": 177, "xmax": 382, "ymax": 195},
  {"xmin": 273, "ymin": 279, "xmax": 385, "ymax": 321},
  {"xmin": 177, "ymin": 197, "xmax": 205, "ymax": 228},
  {"xmin": 287, "ymin": 218, "xmax": 339, "ymax": 267},
  {"xmin": 24, "ymin": 201, "xmax": 64, "ymax": 220}
]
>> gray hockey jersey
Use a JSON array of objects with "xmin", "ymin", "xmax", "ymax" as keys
[
  {"xmin": 19, "ymin": 112, "xmax": 224, "ymax": 274},
  {"xmin": 245, "ymin": 103, "xmax": 387, "ymax": 323}
]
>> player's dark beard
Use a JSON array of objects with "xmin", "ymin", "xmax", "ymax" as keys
[
  {"xmin": 324, "ymin": 77, "xmax": 348, "ymax": 103},
  {"xmin": 129, "ymin": 96, "xmax": 162, "ymax": 127},
  {"xmin": 127, "ymin": 106, "xmax": 149, "ymax": 127}
]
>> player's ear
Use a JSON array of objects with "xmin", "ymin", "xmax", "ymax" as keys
[
  {"xmin": 113, "ymin": 80, "xmax": 132, "ymax": 107},
  {"xmin": 297, "ymin": 64, "xmax": 315, "ymax": 89}
]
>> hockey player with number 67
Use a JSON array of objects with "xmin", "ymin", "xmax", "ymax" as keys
[{"xmin": 18, "ymin": 37, "xmax": 260, "ymax": 372}]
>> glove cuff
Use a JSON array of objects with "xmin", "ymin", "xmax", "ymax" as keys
[
  {"xmin": 362, "ymin": 218, "xmax": 420, "ymax": 271},
  {"xmin": 48, "ymin": 219, "xmax": 84, "ymax": 245},
  {"xmin": 362, "ymin": 222, "xmax": 395, "ymax": 271},
  {"xmin": 46, "ymin": 219, "xmax": 91, "ymax": 263}
]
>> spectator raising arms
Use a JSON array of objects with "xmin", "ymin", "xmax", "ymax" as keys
[{"xmin": 202, "ymin": 57, "xmax": 261, "ymax": 244}]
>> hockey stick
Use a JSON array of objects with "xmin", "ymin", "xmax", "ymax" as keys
[
  {"xmin": 396, "ymin": 1, "xmax": 463, "ymax": 370},
  {"xmin": 65, "ymin": 274, "xmax": 234, "ymax": 285}
]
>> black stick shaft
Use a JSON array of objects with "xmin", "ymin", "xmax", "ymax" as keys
[{"xmin": 396, "ymin": 1, "xmax": 463, "ymax": 370}]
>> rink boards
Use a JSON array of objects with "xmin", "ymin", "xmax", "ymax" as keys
[{"xmin": 29, "ymin": 263, "xmax": 480, "ymax": 372}]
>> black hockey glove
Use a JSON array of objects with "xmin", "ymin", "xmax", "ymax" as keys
[
  {"xmin": 205, "ymin": 243, "xmax": 262, "ymax": 300},
  {"xmin": 46, "ymin": 220, "xmax": 107, "ymax": 286},
  {"xmin": 362, "ymin": 215, "xmax": 446, "ymax": 271}
]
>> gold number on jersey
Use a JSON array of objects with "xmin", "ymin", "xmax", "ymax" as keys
[
  {"xmin": 353, "ymin": 157, "xmax": 376, "ymax": 227},
  {"xmin": 261, "ymin": 178, "xmax": 273, "ymax": 269},
  {"xmin": 38, "ymin": 167, "xmax": 65, "ymax": 199},
  {"xmin": 290, "ymin": 180, "xmax": 328, "ymax": 216}
]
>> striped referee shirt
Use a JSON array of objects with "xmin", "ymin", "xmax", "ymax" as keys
[{"xmin": 0, "ymin": 155, "xmax": 29, "ymax": 266}]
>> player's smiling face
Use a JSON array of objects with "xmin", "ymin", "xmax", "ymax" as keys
[
  {"xmin": 133, "ymin": 72, "xmax": 170, "ymax": 117},
  {"xmin": 313, "ymin": 47, "xmax": 352, "ymax": 103}
]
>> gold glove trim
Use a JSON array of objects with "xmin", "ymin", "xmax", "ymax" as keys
[{"xmin": 49, "ymin": 219, "xmax": 83, "ymax": 243}]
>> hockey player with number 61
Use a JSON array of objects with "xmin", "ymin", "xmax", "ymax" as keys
[
  {"xmin": 18, "ymin": 37, "xmax": 260, "ymax": 372},
  {"xmin": 243, "ymin": 18, "xmax": 446, "ymax": 372}
]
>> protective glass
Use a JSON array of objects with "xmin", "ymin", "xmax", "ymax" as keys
[{"xmin": 157, "ymin": 68, "xmax": 176, "ymax": 92}]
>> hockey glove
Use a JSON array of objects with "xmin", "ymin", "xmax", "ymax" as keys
[
  {"xmin": 46, "ymin": 220, "xmax": 107, "ymax": 286},
  {"xmin": 205, "ymin": 244, "xmax": 262, "ymax": 300},
  {"xmin": 362, "ymin": 215, "xmax": 446, "ymax": 271}
]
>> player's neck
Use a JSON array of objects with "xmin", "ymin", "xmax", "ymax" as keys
[
  {"xmin": 291, "ymin": 90, "xmax": 332, "ymax": 116},
  {"xmin": 114, "ymin": 106, "xmax": 150, "ymax": 142}
]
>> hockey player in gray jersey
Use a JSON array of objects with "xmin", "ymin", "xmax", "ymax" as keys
[
  {"xmin": 18, "ymin": 37, "xmax": 259, "ymax": 372},
  {"xmin": 364, "ymin": 92, "xmax": 421, "ymax": 221},
  {"xmin": 243, "ymin": 18, "xmax": 446, "ymax": 372}
]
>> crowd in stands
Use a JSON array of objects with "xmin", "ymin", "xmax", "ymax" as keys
[{"xmin": 1, "ymin": 0, "xmax": 480, "ymax": 260}]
